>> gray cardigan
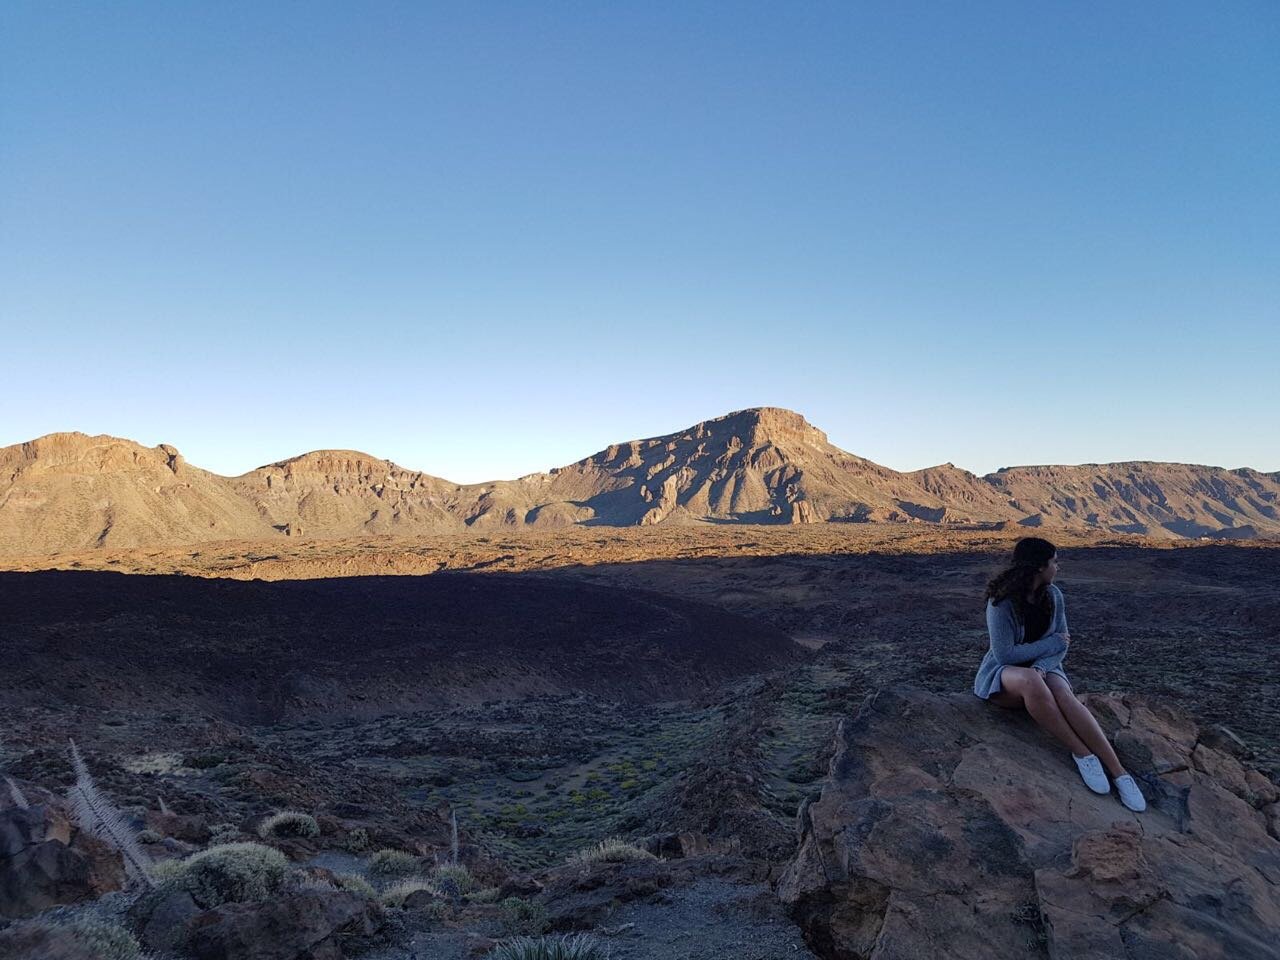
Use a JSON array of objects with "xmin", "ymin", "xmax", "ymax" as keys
[{"xmin": 973, "ymin": 582, "xmax": 1070, "ymax": 699}]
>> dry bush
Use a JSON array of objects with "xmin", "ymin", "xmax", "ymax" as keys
[
  {"xmin": 367, "ymin": 848, "xmax": 421, "ymax": 883},
  {"xmin": 570, "ymin": 837, "xmax": 657, "ymax": 864},
  {"xmin": 258, "ymin": 810, "xmax": 320, "ymax": 840}
]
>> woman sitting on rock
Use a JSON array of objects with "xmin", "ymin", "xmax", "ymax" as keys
[{"xmin": 974, "ymin": 536, "xmax": 1146, "ymax": 812}]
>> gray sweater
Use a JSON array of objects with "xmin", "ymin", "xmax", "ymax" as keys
[{"xmin": 972, "ymin": 582, "xmax": 1070, "ymax": 699}]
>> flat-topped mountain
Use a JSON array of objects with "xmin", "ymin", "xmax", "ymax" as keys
[
  {"xmin": 2, "ymin": 407, "xmax": 1277, "ymax": 555},
  {"xmin": 0, "ymin": 432, "xmax": 277, "ymax": 556}
]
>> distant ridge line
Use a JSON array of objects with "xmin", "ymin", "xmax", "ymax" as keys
[{"xmin": 1, "ymin": 406, "xmax": 1277, "ymax": 556}]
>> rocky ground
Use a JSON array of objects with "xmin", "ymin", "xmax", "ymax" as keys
[{"xmin": 1, "ymin": 525, "xmax": 1277, "ymax": 958}]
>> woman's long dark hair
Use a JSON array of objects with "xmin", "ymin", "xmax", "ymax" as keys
[{"xmin": 984, "ymin": 536, "xmax": 1056, "ymax": 624}]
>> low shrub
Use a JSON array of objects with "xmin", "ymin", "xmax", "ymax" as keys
[
  {"xmin": 422, "ymin": 899, "xmax": 449, "ymax": 921},
  {"xmin": 148, "ymin": 858, "xmax": 185, "ymax": 883},
  {"xmin": 368, "ymin": 848, "xmax": 421, "ymax": 883},
  {"xmin": 208, "ymin": 822, "xmax": 242, "ymax": 845},
  {"xmin": 344, "ymin": 827, "xmax": 371, "ymax": 852},
  {"xmin": 380, "ymin": 876, "xmax": 441, "ymax": 908},
  {"xmin": 432, "ymin": 862, "xmax": 476, "ymax": 895},
  {"xmin": 570, "ymin": 837, "xmax": 657, "ymax": 864},
  {"xmin": 258, "ymin": 811, "xmax": 320, "ymax": 840},
  {"xmin": 161, "ymin": 842, "xmax": 289, "ymax": 907},
  {"xmin": 487, "ymin": 933, "xmax": 608, "ymax": 960},
  {"xmin": 333, "ymin": 872, "xmax": 377, "ymax": 899},
  {"xmin": 499, "ymin": 897, "xmax": 549, "ymax": 936},
  {"xmin": 64, "ymin": 919, "xmax": 144, "ymax": 960},
  {"xmin": 291, "ymin": 874, "xmax": 339, "ymax": 893}
]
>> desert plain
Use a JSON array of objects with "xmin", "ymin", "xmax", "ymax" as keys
[{"xmin": 3, "ymin": 522, "xmax": 1279, "ymax": 958}]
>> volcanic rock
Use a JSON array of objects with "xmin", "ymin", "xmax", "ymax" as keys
[
  {"xmin": 181, "ymin": 888, "xmax": 381, "ymax": 960},
  {"xmin": 0, "ymin": 787, "xmax": 126, "ymax": 919},
  {"xmin": 778, "ymin": 685, "xmax": 1280, "ymax": 960}
]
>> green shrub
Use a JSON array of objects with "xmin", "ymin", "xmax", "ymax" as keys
[
  {"xmin": 332, "ymin": 872, "xmax": 377, "ymax": 899},
  {"xmin": 208, "ymin": 823, "xmax": 242, "ymax": 845},
  {"xmin": 162, "ymin": 842, "xmax": 289, "ymax": 907},
  {"xmin": 499, "ymin": 897, "xmax": 549, "ymax": 936},
  {"xmin": 422, "ymin": 900, "xmax": 449, "ymax": 922},
  {"xmin": 344, "ymin": 827, "xmax": 371, "ymax": 852},
  {"xmin": 258, "ymin": 811, "xmax": 320, "ymax": 839},
  {"xmin": 467, "ymin": 886, "xmax": 502, "ymax": 903},
  {"xmin": 570, "ymin": 837, "xmax": 657, "ymax": 864},
  {"xmin": 292, "ymin": 874, "xmax": 339, "ymax": 893},
  {"xmin": 367, "ymin": 848, "xmax": 421, "ymax": 883},
  {"xmin": 65, "ymin": 919, "xmax": 143, "ymax": 960},
  {"xmin": 432, "ymin": 862, "xmax": 476, "ymax": 895},
  {"xmin": 136, "ymin": 828, "xmax": 163, "ymax": 844},
  {"xmin": 487, "ymin": 934, "xmax": 608, "ymax": 960},
  {"xmin": 149, "ymin": 858, "xmax": 185, "ymax": 883},
  {"xmin": 380, "ymin": 876, "xmax": 441, "ymax": 908}
]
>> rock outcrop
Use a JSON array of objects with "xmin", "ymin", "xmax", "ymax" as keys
[
  {"xmin": 0, "ymin": 783, "xmax": 126, "ymax": 919},
  {"xmin": 778, "ymin": 686, "xmax": 1280, "ymax": 960},
  {"xmin": 181, "ymin": 888, "xmax": 380, "ymax": 960}
]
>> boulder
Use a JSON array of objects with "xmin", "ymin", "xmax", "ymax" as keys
[
  {"xmin": 182, "ymin": 888, "xmax": 380, "ymax": 960},
  {"xmin": 146, "ymin": 808, "xmax": 212, "ymax": 844},
  {"xmin": 400, "ymin": 887, "xmax": 439, "ymax": 911},
  {"xmin": 778, "ymin": 685, "xmax": 1280, "ymax": 960},
  {"xmin": 540, "ymin": 858, "xmax": 684, "ymax": 930},
  {"xmin": 640, "ymin": 831, "xmax": 719, "ymax": 859},
  {"xmin": 131, "ymin": 887, "xmax": 203, "ymax": 953},
  {"xmin": 0, "ymin": 796, "xmax": 126, "ymax": 919}
]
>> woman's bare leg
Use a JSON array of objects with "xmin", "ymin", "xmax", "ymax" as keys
[
  {"xmin": 992, "ymin": 666, "xmax": 1091, "ymax": 757},
  {"xmin": 1044, "ymin": 674, "xmax": 1126, "ymax": 777}
]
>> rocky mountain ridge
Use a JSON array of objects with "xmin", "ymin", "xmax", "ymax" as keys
[{"xmin": 2, "ymin": 406, "xmax": 1278, "ymax": 555}]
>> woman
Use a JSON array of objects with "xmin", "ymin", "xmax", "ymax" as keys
[{"xmin": 973, "ymin": 537, "xmax": 1146, "ymax": 812}]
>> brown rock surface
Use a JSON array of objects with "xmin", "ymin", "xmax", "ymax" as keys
[
  {"xmin": 181, "ymin": 888, "xmax": 380, "ymax": 960},
  {"xmin": 778, "ymin": 685, "xmax": 1280, "ymax": 960},
  {"xmin": 0, "ymin": 786, "xmax": 126, "ymax": 919}
]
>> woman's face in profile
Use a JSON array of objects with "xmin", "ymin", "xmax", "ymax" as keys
[{"xmin": 1043, "ymin": 553, "xmax": 1059, "ymax": 583}]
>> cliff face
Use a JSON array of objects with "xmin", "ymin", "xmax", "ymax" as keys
[
  {"xmin": 539, "ymin": 407, "xmax": 859, "ymax": 526},
  {"xmin": 2, "ymin": 409, "xmax": 1278, "ymax": 556},
  {"xmin": 778, "ymin": 686, "xmax": 1280, "ymax": 960},
  {"xmin": 986, "ymin": 462, "xmax": 1280, "ymax": 539},
  {"xmin": 229, "ymin": 450, "xmax": 466, "ymax": 538}
]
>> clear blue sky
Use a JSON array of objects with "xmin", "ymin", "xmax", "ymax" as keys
[{"xmin": 3, "ymin": 2, "xmax": 1277, "ymax": 482}]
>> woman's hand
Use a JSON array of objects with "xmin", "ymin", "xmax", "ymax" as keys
[{"xmin": 1061, "ymin": 631, "xmax": 1071, "ymax": 647}]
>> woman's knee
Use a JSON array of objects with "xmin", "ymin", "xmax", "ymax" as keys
[
  {"xmin": 1009, "ymin": 672, "xmax": 1057, "ymax": 711},
  {"xmin": 1044, "ymin": 673, "xmax": 1077, "ymax": 704},
  {"xmin": 1002, "ymin": 666, "xmax": 1048, "ymax": 694}
]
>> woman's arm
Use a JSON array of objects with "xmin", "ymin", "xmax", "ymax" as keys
[
  {"xmin": 1055, "ymin": 585, "xmax": 1070, "ymax": 641},
  {"xmin": 986, "ymin": 601, "xmax": 1067, "ymax": 665}
]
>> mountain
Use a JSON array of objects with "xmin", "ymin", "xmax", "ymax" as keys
[
  {"xmin": 0, "ymin": 433, "xmax": 276, "ymax": 555},
  {"xmin": 228, "ymin": 450, "xmax": 467, "ymax": 537},
  {"xmin": 2, "ymin": 407, "xmax": 1277, "ymax": 556},
  {"xmin": 984, "ymin": 461, "xmax": 1280, "ymax": 539}
]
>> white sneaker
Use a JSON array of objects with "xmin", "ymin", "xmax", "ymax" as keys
[
  {"xmin": 1115, "ymin": 773, "xmax": 1147, "ymax": 812},
  {"xmin": 1073, "ymin": 754, "xmax": 1111, "ymax": 794}
]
